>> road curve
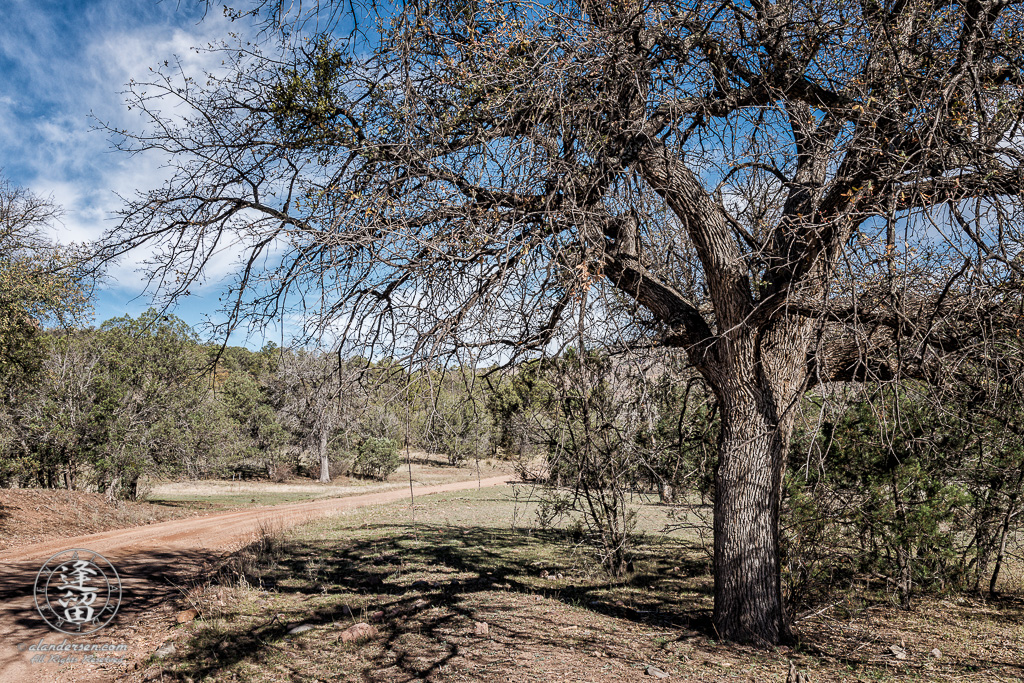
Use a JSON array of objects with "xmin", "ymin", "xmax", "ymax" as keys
[{"xmin": 0, "ymin": 473, "xmax": 514, "ymax": 682}]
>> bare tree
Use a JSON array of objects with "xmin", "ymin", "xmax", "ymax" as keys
[
  {"xmin": 14, "ymin": 332, "xmax": 101, "ymax": 490},
  {"xmin": 276, "ymin": 349, "xmax": 356, "ymax": 482},
  {"xmin": 100, "ymin": 0, "xmax": 1024, "ymax": 644}
]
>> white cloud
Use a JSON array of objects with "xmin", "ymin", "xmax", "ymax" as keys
[{"xmin": 0, "ymin": 0, "xmax": 252, "ymax": 299}]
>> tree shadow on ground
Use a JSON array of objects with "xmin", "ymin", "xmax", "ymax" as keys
[
  {"xmin": 163, "ymin": 523, "xmax": 713, "ymax": 681},
  {"xmin": 154, "ymin": 523, "xmax": 1024, "ymax": 683},
  {"xmin": 268, "ymin": 524, "xmax": 710, "ymax": 622},
  {"xmin": 402, "ymin": 454, "xmax": 465, "ymax": 467},
  {"xmin": 0, "ymin": 549, "xmax": 225, "ymax": 638},
  {"xmin": 144, "ymin": 499, "xmax": 219, "ymax": 510}
]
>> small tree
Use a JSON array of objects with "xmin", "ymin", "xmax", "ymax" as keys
[
  {"xmin": 784, "ymin": 377, "xmax": 1024, "ymax": 607},
  {"xmin": 91, "ymin": 311, "xmax": 215, "ymax": 498},
  {"xmin": 486, "ymin": 362, "xmax": 551, "ymax": 461},
  {"xmin": 354, "ymin": 436, "xmax": 400, "ymax": 480},
  {"xmin": 537, "ymin": 349, "xmax": 696, "ymax": 575},
  {"xmin": 427, "ymin": 369, "xmax": 493, "ymax": 466},
  {"xmin": 275, "ymin": 349, "xmax": 359, "ymax": 483},
  {"xmin": 218, "ymin": 362, "xmax": 289, "ymax": 475},
  {"xmin": 0, "ymin": 175, "xmax": 90, "ymax": 383},
  {"xmin": 12, "ymin": 331, "xmax": 101, "ymax": 489}
]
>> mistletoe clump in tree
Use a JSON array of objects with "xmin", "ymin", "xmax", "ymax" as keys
[{"xmin": 101, "ymin": 0, "xmax": 1024, "ymax": 644}]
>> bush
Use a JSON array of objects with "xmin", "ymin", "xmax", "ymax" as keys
[
  {"xmin": 783, "ymin": 388, "xmax": 982, "ymax": 608},
  {"xmin": 354, "ymin": 437, "xmax": 401, "ymax": 480}
]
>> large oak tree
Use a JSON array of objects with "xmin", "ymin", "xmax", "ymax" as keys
[{"xmin": 101, "ymin": 0, "xmax": 1024, "ymax": 643}]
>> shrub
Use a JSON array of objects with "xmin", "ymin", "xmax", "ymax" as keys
[{"xmin": 355, "ymin": 437, "xmax": 401, "ymax": 480}]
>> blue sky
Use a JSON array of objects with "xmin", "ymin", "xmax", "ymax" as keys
[{"xmin": 0, "ymin": 0, "xmax": 272, "ymax": 347}]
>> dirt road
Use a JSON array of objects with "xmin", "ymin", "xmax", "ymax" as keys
[{"xmin": 0, "ymin": 474, "xmax": 513, "ymax": 683}]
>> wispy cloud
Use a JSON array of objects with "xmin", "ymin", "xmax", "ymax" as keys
[{"xmin": 0, "ymin": 0, "xmax": 259, "ymax": 334}]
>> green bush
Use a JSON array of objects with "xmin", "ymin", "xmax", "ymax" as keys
[
  {"xmin": 783, "ymin": 388, "xmax": 980, "ymax": 608},
  {"xmin": 354, "ymin": 437, "xmax": 401, "ymax": 480}
]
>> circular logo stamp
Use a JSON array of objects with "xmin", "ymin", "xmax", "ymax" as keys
[{"xmin": 34, "ymin": 549, "xmax": 121, "ymax": 635}]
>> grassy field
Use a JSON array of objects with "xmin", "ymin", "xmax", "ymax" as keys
[
  {"xmin": 126, "ymin": 484, "xmax": 1024, "ymax": 682},
  {"xmin": 146, "ymin": 453, "xmax": 514, "ymax": 510}
]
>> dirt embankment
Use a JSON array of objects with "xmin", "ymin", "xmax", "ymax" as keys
[{"xmin": 0, "ymin": 489, "xmax": 202, "ymax": 551}]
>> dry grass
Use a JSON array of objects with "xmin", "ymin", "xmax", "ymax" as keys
[{"xmin": 147, "ymin": 451, "xmax": 515, "ymax": 510}]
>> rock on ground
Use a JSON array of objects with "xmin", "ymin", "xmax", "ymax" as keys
[
  {"xmin": 175, "ymin": 608, "xmax": 199, "ymax": 624},
  {"xmin": 340, "ymin": 622, "xmax": 378, "ymax": 643},
  {"xmin": 154, "ymin": 642, "xmax": 176, "ymax": 659}
]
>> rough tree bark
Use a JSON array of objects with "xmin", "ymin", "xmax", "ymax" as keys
[
  {"xmin": 713, "ymin": 380, "xmax": 791, "ymax": 643},
  {"xmin": 700, "ymin": 319, "xmax": 812, "ymax": 642}
]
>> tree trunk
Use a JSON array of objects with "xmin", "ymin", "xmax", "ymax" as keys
[
  {"xmin": 890, "ymin": 471, "xmax": 913, "ymax": 608},
  {"xmin": 974, "ymin": 516, "xmax": 994, "ymax": 596},
  {"xmin": 318, "ymin": 428, "xmax": 331, "ymax": 483},
  {"xmin": 990, "ymin": 471, "xmax": 1023, "ymax": 596},
  {"xmin": 657, "ymin": 480, "xmax": 668, "ymax": 503},
  {"xmin": 708, "ymin": 322, "xmax": 807, "ymax": 645},
  {"xmin": 712, "ymin": 388, "xmax": 792, "ymax": 645},
  {"xmin": 105, "ymin": 476, "xmax": 119, "ymax": 503}
]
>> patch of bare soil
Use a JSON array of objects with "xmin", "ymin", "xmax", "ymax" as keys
[{"xmin": 0, "ymin": 489, "xmax": 203, "ymax": 551}]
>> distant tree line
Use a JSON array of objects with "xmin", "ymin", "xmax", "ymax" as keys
[
  {"xmin": 0, "ymin": 308, "xmax": 505, "ymax": 499},
  {"xmin": 0, "ymin": 176, "xmax": 502, "ymax": 495}
]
